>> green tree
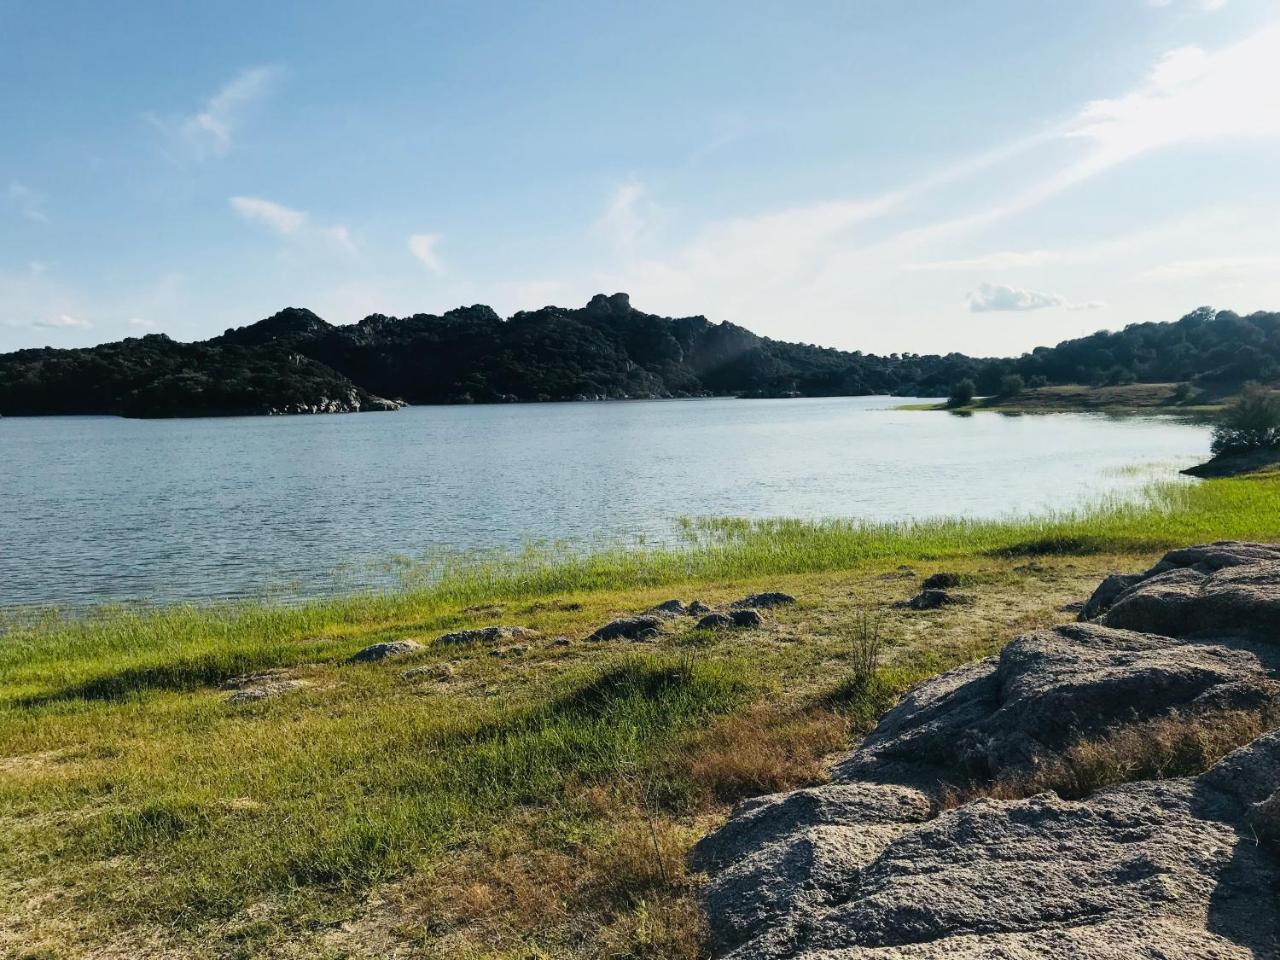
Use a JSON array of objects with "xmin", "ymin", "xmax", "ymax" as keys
[
  {"xmin": 1210, "ymin": 382, "xmax": 1280, "ymax": 456},
  {"xmin": 946, "ymin": 378, "xmax": 976, "ymax": 409},
  {"xmin": 998, "ymin": 374, "xmax": 1025, "ymax": 398}
]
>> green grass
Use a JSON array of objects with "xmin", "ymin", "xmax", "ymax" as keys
[
  {"xmin": 6, "ymin": 654, "xmax": 748, "ymax": 924},
  {"xmin": 4, "ymin": 473, "xmax": 1280, "ymax": 957}
]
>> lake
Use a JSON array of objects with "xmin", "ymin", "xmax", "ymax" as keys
[{"xmin": 0, "ymin": 398, "xmax": 1211, "ymax": 608}]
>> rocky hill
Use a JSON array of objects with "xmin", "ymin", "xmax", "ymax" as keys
[
  {"xmin": 694, "ymin": 541, "xmax": 1280, "ymax": 959},
  {"xmin": 2, "ymin": 295, "xmax": 1278, "ymax": 417}
]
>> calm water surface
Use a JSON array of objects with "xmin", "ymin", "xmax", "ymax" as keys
[{"xmin": 1, "ymin": 398, "xmax": 1211, "ymax": 607}]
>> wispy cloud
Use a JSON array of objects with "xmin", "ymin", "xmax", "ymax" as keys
[
  {"xmin": 127, "ymin": 317, "xmax": 158, "ymax": 330},
  {"xmin": 230, "ymin": 196, "xmax": 356, "ymax": 252},
  {"xmin": 593, "ymin": 180, "xmax": 665, "ymax": 252},
  {"xmin": 1060, "ymin": 23, "xmax": 1280, "ymax": 177},
  {"xmin": 153, "ymin": 66, "xmax": 277, "ymax": 160},
  {"xmin": 967, "ymin": 283, "xmax": 1104, "ymax": 313},
  {"xmin": 33, "ymin": 313, "xmax": 91, "ymax": 329},
  {"xmin": 1148, "ymin": 0, "xmax": 1229, "ymax": 11},
  {"xmin": 1144, "ymin": 254, "xmax": 1280, "ymax": 279},
  {"xmin": 6, "ymin": 181, "xmax": 47, "ymax": 222},
  {"xmin": 230, "ymin": 196, "xmax": 306, "ymax": 234},
  {"xmin": 909, "ymin": 250, "xmax": 1064, "ymax": 272},
  {"xmin": 408, "ymin": 233, "xmax": 445, "ymax": 273}
]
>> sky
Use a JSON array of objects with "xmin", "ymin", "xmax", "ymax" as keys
[{"xmin": 3, "ymin": 0, "xmax": 1280, "ymax": 358}]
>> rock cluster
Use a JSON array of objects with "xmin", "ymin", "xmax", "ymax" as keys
[{"xmin": 695, "ymin": 543, "xmax": 1280, "ymax": 959}]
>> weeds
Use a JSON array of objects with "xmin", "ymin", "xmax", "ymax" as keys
[{"xmin": 943, "ymin": 709, "xmax": 1274, "ymax": 806}]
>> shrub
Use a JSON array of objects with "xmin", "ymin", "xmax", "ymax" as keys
[
  {"xmin": 946, "ymin": 378, "xmax": 976, "ymax": 409},
  {"xmin": 1172, "ymin": 381, "xmax": 1193, "ymax": 403},
  {"xmin": 1210, "ymin": 382, "xmax": 1280, "ymax": 456},
  {"xmin": 998, "ymin": 374, "xmax": 1025, "ymax": 398}
]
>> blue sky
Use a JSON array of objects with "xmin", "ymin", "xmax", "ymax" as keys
[{"xmin": 3, "ymin": 0, "xmax": 1280, "ymax": 356}]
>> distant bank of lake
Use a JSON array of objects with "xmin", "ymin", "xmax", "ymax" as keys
[{"xmin": 1, "ymin": 397, "xmax": 1211, "ymax": 608}]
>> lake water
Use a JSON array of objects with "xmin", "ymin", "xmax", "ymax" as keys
[{"xmin": 1, "ymin": 398, "xmax": 1211, "ymax": 608}]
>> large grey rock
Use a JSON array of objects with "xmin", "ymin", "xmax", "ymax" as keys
[
  {"xmin": 1102, "ymin": 562, "xmax": 1280, "ymax": 639},
  {"xmin": 848, "ymin": 621, "xmax": 1280, "ymax": 780},
  {"xmin": 1080, "ymin": 541, "xmax": 1280, "ymax": 625},
  {"xmin": 1079, "ymin": 572, "xmax": 1142, "ymax": 620},
  {"xmin": 698, "ymin": 553, "xmax": 1280, "ymax": 959}
]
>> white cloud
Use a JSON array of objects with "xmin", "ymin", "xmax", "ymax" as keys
[
  {"xmin": 966, "ymin": 283, "xmax": 1067, "ymax": 312},
  {"xmin": 162, "ymin": 66, "xmax": 277, "ymax": 160},
  {"xmin": 127, "ymin": 317, "xmax": 157, "ymax": 329},
  {"xmin": 230, "ymin": 195, "xmax": 306, "ymax": 234},
  {"xmin": 6, "ymin": 181, "xmax": 47, "ymax": 222},
  {"xmin": 966, "ymin": 283, "xmax": 1104, "ymax": 313},
  {"xmin": 408, "ymin": 233, "xmax": 445, "ymax": 273},
  {"xmin": 33, "ymin": 313, "xmax": 91, "ymax": 329}
]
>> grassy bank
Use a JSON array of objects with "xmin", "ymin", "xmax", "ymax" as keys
[
  {"xmin": 898, "ymin": 382, "xmax": 1228, "ymax": 416},
  {"xmin": 3, "ymin": 474, "xmax": 1280, "ymax": 959}
]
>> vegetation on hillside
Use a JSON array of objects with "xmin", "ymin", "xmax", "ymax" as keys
[
  {"xmin": 3, "ymin": 296, "xmax": 1278, "ymax": 417},
  {"xmin": 0, "ymin": 335, "xmax": 394, "ymax": 417}
]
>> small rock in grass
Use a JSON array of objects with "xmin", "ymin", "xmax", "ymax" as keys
[
  {"xmin": 402, "ymin": 663, "xmax": 454, "ymax": 681},
  {"xmin": 922, "ymin": 572, "xmax": 962, "ymax": 590},
  {"xmin": 347, "ymin": 639, "xmax": 424, "ymax": 663},
  {"xmin": 436, "ymin": 625, "xmax": 538, "ymax": 646},
  {"xmin": 587, "ymin": 615, "xmax": 664, "ymax": 642},
  {"xmin": 647, "ymin": 599, "xmax": 687, "ymax": 617},
  {"xmin": 697, "ymin": 609, "xmax": 764, "ymax": 630},
  {"xmin": 729, "ymin": 592, "xmax": 795, "ymax": 609},
  {"xmin": 896, "ymin": 589, "xmax": 970, "ymax": 611},
  {"xmin": 488, "ymin": 645, "xmax": 530, "ymax": 658},
  {"xmin": 687, "ymin": 600, "xmax": 712, "ymax": 616},
  {"xmin": 552, "ymin": 636, "xmax": 573, "ymax": 647}
]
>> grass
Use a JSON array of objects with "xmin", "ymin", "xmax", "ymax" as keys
[
  {"xmin": 3, "ymin": 474, "xmax": 1280, "ymax": 958},
  {"xmin": 898, "ymin": 382, "xmax": 1230, "ymax": 417}
]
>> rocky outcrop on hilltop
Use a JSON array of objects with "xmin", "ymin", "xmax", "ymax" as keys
[{"xmin": 694, "ymin": 543, "xmax": 1280, "ymax": 959}]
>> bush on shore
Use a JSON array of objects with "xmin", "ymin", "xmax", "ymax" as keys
[{"xmin": 1211, "ymin": 382, "xmax": 1280, "ymax": 456}]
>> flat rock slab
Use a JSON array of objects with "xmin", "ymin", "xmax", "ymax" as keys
[
  {"xmin": 435, "ymin": 625, "xmax": 538, "ymax": 646},
  {"xmin": 347, "ymin": 639, "xmax": 424, "ymax": 663}
]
